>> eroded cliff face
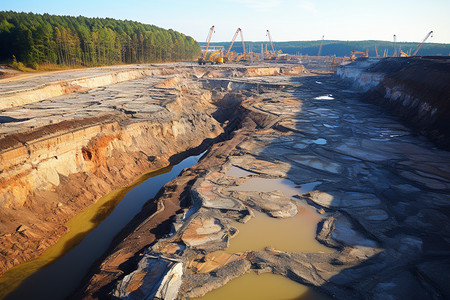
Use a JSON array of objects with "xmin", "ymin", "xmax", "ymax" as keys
[
  {"xmin": 0, "ymin": 63, "xmax": 307, "ymax": 277},
  {"xmin": 0, "ymin": 73, "xmax": 221, "ymax": 275},
  {"xmin": 337, "ymin": 57, "xmax": 450, "ymax": 148}
]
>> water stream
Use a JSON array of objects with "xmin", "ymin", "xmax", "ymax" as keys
[{"xmin": 3, "ymin": 153, "xmax": 203, "ymax": 300}]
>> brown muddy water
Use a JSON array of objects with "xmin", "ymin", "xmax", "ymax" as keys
[
  {"xmin": 226, "ymin": 174, "xmax": 329, "ymax": 253},
  {"xmin": 198, "ymin": 172, "xmax": 332, "ymax": 299},
  {"xmin": 196, "ymin": 272, "xmax": 330, "ymax": 300}
]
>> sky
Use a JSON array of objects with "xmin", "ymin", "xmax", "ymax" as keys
[{"xmin": 1, "ymin": 0, "xmax": 449, "ymax": 43}]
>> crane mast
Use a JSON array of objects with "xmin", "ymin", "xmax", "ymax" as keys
[{"xmin": 412, "ymin": 31, "xmax": 433, "ymax": 56}]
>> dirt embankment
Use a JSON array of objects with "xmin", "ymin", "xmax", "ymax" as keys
[
  {"xmin": 337, "ymin": 56, "xmax": 450, "ymax": 149},
  {"xmin": 0, "ymin": 64, "xmax": 307, "ymax": 277}
]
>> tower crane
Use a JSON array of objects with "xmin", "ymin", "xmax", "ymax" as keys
[
  {"xmin": 317, "ymin": 35, "xmax": 324, "ymax": 56},
  {"xmin": 412, "ymin": 31, "xmax": 433, "ymax": 56},
  {"xmin": 198, "ymin": 25, "xmax": 214, "ymax": 65}
]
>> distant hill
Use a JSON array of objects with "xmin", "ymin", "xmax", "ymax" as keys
[
  {"xmin": 203, "ymin": 40, "xmax": 450, "ymax": 57},
  {"xmin": 0, "ymin": 11, "xmax": 200, "ymax": 67}
]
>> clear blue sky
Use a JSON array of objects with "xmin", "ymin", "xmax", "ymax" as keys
[{"xmin": 1, "ymin": 0, "xmax": 449, "ymax": 43}]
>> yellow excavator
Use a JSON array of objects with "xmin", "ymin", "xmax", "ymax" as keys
[
  {"xmin": 399, "ymin": 50, "xmax": 410, "ymax": 57},
  {"xmin": 208, "ymin": 49, "xmax": 224, "ymax": 64},
  {"xmin": 350, "ymin": 49, "xmax": 369, "ymax": 60}
]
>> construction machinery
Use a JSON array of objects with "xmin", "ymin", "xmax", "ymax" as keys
[
  {"xmin": 224, "ymin": 28, "xmax": 246, "ymax": 62},
  {"xmin": 350, "ymin": 49, "xmax": 369, "ymax": 60},
  {"xmin": 198, "ymin": 25, "xmax": 215, "ymax": 65},
  {"xmin": 393, "ymin": 34, "xmax": 398, "ymax": 57},
  {"xmin": 400, "ymin": 50, "xmax": 410, "ymax": 57},
  {"xmin": 412, "ymin": 31, "xmax": 433, "ymax": 56},
  {"xmin": 208, "ymin": 49, "xmax": 224, "ymax": 64},
  {"xmin": 374, "ymin": 43, "xmax": 380, "ymax": 58},
  {"xmin": 265, "ymin": 30, "xmax": 276, "ymax": 58},
  {"xmin": 317, "ymin": 35, "xmax": 324, "ymax": 56}
]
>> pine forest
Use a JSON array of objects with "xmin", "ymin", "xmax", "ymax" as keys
[{"xmin": 0, "ymin": 11, "xmax": 200, "ymax": 68}]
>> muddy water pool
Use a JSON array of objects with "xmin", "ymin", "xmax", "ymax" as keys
[
  {"xmin": 199, "ymin": 174, "xmax": 332, "ymax": 299},
  {"xmin": 197, "ymin": 272, "xmax": 330, "ymax": 300}
]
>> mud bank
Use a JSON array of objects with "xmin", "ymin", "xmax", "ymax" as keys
[
  {"xmin": 337, "ymin": 56, "xmax": 450, "ymax": 149},
  {"xmin": 0, "ymin": 64, "xmax": 307, "ymax": 281}
]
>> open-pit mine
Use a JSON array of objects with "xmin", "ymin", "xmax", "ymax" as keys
[{"xmin": 0, "ymin": 58, "xmax": 449, "ymax": 300}]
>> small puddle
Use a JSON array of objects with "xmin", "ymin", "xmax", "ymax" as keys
[
  {"xmin": 229, "ymin": 177, "xmax": 321, "ymax": 197},
  {"xmin": 314, "ymin": 94, "xmax": 334, "ymax": 100},
  {"xmin": 2, "ymin": 153, "xmax": 204, "ymax": 300},
  {"xmin": 227, "ymin": 166, "xmax": 257, "ymax": 178},
  {"xmin": 196, "ymin": 271, "xmax": 330, "ymax": 300},
  {"xmin": 229, "ymin": 177, "xmax": 301, "ymax": 197},
  {"xmin": 313, "ymin": 138, "xmax": 327, "ymax": 145}
]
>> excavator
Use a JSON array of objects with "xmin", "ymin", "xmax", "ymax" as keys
[
  {"xmin": 208, "ymin": 49, "xmax": 224, "ymax": 64},
  {"xmin": 198, "ymin": 26, "xmax": 214, "ymax": 65},
  {"xmin": 399, "ymin": 50, "xmax": 410, "ymax": 57},
  {"xmin": 350, "ymin": 49, "xmax": 369, "ymax": 60},
  {"xmin": 224, "ymin": 28, "xmax": 246, "ymax": 62}
]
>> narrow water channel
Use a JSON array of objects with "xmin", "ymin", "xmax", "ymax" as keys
[{"xmin": 3, "ymin": 153, "xmax": 204, "ymax": 300}]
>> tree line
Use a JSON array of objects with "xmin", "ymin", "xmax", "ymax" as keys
[
  {"xmin": 206, "ymin": 40, "xmax": 450, "ymax": 57},
  {"xmin": 0, "ymin": 11, "xmax": 200, "ymax": 68}
]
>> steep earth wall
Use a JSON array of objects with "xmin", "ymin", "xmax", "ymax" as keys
[{"xmin": 337, "ymin": 56, "xmax": 450, "ymax": 149}]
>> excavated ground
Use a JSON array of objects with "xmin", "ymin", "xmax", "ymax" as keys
[
  {"xmin": 75, "ymin": 63, "xmax": 449, "ymax": 299},
  {"xmin": 0, "ymin": 62, "xmax": 310, "ymax": 297},
  {"xmin": 1, "ymin": 60, "xmax": 449, "ymax": 300}
]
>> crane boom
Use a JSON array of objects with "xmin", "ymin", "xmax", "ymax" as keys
[
  {"xmin": 266, "ymin": 30, "xmax": 275, "ymax": 53},
  {"xmin": 226, "ymin": 28, "xmax": 240, "ymax": 57},
  {"xmin": 412, "ymin": 31, "xmax": 433, "ymax": 56},
  {"xmin": 203, "ymin": 26, "xmax": 215, "ymax": 61},
  {"xmin": 240, "ymin": 29, "xmax": 246, "ymax": 55},
  {"xmin": 393, "ymin": 34, "xmax": 397, "ymax": 57},
  {"xmin": 317, "ymin": 35, "xmax": 324, "ymax": 56}
]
